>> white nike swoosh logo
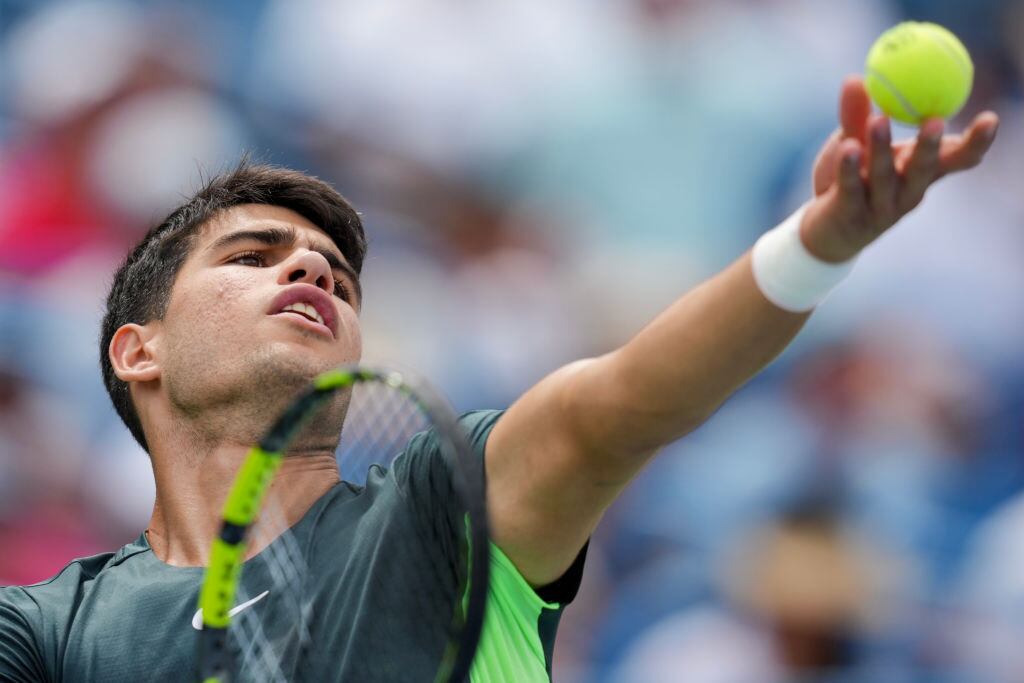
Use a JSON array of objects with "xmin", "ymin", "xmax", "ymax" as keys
[{"xmin": 192, "ymin": 590, "xmax": 270, "ymax": 630}]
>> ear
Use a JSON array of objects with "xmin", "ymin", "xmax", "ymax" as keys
[{"xmin": 109, "ymin": 322, "xmax": 162, "ymax": 383}]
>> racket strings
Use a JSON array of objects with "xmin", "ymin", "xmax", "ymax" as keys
[
  {"xmin": 335, "ymin": 382, "xmax": 473, "ymax": 677},
  {"xmin": 258, "ymin": 499, "xmax": 315, "ymax": 678},
  {"xmin": 230, "ymin": 379, "xmax": 472, "ymax": 680},
  {"xmin": 338, "ymin": 383, "xmax": 427, "ymax": 485},
  {"xmin": 232, "ymin": 498, "xmax": 311, "ymax": 683},
  {"xmin": 232, "ymin": 584, "xmax": 287, "ymax": 683}
]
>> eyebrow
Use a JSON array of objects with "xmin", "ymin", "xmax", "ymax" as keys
[{"xmin": 208, "ymin": 225, "xmax": 362, "ymax": 303}]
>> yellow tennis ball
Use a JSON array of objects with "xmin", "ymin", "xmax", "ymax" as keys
[{"xmin": 864, "ymin": 21, "xmax": 973, "ymax": 126}]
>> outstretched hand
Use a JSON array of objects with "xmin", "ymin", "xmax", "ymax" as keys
[{"xmin": 799, "ymin": 75, "xmax": 1000, "ymax": 263}]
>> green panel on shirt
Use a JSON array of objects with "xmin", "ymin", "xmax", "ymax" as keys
[{"xmin": 471, "ymin": 543, "xmax": 562, "ymax": 682}]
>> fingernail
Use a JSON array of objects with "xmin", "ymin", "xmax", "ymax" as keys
[
  {"xmin": 872, "ymin": 117, "xmax": 888, "ymax": 143},
  {"xmin": 845, "ymin": 150, "xmax": 861, "ymax": 167}
]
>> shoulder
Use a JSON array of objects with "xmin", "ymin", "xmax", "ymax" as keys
[
  {"xmin": 403, "ymin": 409, "xmax": 505, "ymax": 460},
  {"xmin": 0, "ymin": 538, "xmax": 148, "ymax": 643},
  {"xmin": 0, "ymin": 543, "xmax": 139, "ymax": 681},
  {"xmin": 4, "ymin": 551, "xmax": 115, "ymax": 606},
  {"xmin": 389, "ymin": 409, "xmax": 503, "ymax": 493},
  {"xmin": 7, "ymin": 535, "xmax": 148, "ymax": 600},
  {"xmin": 0, "ymin": 582, "xmax": 47, "ymax": 681},
  {"xmin": 458, "ymin": 409, "xmax": 505, "ymax": 454}
]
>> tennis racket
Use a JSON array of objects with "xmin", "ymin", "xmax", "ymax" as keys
[{"xmin": 195, "ymin": 366, "xmax": 489, "ymax": 682}]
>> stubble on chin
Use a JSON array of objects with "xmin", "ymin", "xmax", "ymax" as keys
[{"xmin": 165, "ymin": 344, "xmax": 347, "ymax": 450}]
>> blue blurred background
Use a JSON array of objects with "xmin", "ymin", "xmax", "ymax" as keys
[{"xmin": 1, "ymin": 0, "xmax": 1023, "ymax": 680}]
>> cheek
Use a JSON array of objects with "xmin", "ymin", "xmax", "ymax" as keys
[
  {"xmin": 168, "ymin": 272, "xmax": 259, "ymax": 338},
  {"xmin": 211, "ymin": 271, "xmax": 257, "ymax": 308},
  {"xmin": 338, "ymin": 308, "xmax": 363, "ymax": 358}
]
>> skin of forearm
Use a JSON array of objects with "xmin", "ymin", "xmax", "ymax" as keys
[{"xmin": 568, "ymin": 251, "xmax": 811, "ymax": 467}]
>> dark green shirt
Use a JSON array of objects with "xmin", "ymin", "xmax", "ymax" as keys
[{"xmin": 0, "ymin": 410, "xmax": 585, "ymax": 682}]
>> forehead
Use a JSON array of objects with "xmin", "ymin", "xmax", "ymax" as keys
[{"xmin": 197, "ymin": 204, "xmax": 345, "ymax": 260}]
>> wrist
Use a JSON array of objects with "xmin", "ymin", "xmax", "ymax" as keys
[
  {"xmin": 751, "ymin": 204, "xmax": 857, "ymax": 313},
  {"xmin": 798, "ymin": 203, "xmax": 865, "ymax": 263}
]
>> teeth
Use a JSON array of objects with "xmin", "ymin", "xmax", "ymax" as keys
[{"xmin": 281, "ymin": 302, "xmax": 325, "ymax": 326}]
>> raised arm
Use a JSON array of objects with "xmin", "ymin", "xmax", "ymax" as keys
[{"xmin": 485, "ymin": 77, "xmax": 999, "ymax": 587}]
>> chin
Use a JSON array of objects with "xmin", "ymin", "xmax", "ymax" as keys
[{"xmin": 263, "ymin": 341, "xmax": 348, "ymax": 378}]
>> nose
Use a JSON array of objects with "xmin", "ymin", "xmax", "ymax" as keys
[{"xmin": 279, "ymin": 249, "xmax": 333, "ymax": 294}]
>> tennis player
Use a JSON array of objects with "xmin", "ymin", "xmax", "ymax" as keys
[{"xmin": 0, "ymin": 78, "xmax": 999, "ymax": 681}]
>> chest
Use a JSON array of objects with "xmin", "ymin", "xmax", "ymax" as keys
[
  {"xmin": 60, "ymin": 572, "xmax": 202, "ymax": 682},
  {"xmin": 57, "ymin": 522, "xmax": 452, "ymax": 682}
]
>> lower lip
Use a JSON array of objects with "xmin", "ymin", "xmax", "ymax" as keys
[{"xmin": 272, "ymin": 311, "xmax": 334, "ymax": 339}]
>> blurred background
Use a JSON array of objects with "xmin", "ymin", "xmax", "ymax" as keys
[{"xmin": 1, "ymin": 0, "xmax": 1023, "ymax": 680}]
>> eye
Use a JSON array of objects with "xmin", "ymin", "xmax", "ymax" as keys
[
  {"xmin": 333, "ymin": 279, "xmax": 351, "ymax": 301},
  {"xmin": 230, "ymin": 251, "xmax": 265, "ymax": 267}
]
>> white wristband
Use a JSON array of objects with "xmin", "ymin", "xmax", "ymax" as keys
[{"xmin": 750, "ymin": 204, "xmax": 856, "ymax": 313}]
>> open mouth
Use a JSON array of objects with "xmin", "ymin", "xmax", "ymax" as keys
[
  {"xmin": 278, "ymin": 302, "xmax": 325, "ymax": 326},
  {"xmin": 268, "ymin": 285, "xmax": 338, "ymax": 338},
  {"xmin": 273, "ymin": 309, "xmax": 333, "ymax": 339}
]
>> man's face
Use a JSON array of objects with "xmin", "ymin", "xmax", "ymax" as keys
[{"xmin": 153, "ymin": 204, "xmax": 362, "ymax": 435}]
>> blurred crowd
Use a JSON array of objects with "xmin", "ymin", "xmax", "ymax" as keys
[{"xmin": 2, "ymin": 0, "xmax": 1023, "ymax": 680}]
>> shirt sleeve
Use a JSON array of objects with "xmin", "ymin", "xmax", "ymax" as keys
[
  {"xmin": 459, "ymin": 409, "xmax": 588, "ymax": 605},
  {"xmin": 0, "ymin": 587, "xmax": 47, "ymax": 682},
  {"xmin": 390, "ymin": 410, "xmax": 505, "ymax": 574},
  {"xmin": 397, "ymin": 409, "xmax": 588, "ymax": 603},
  {"xmin": 391, "ymin": 409, "xmax": 503, "ymax": 504},
  {"xmin": 396, "ymin": 409, "xmax": 589, "ymax": 680}
]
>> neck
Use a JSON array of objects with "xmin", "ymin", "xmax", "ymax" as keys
[{"xmin": 146, "ymin": 434, "xmax": 340, "ymax": 567}]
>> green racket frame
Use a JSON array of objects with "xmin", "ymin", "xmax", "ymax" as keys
[{"xmin": 195, "ymin": 366, "xmax": 489, "ymax": 683}]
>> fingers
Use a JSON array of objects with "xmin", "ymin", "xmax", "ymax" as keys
[
  {"xmin": 866, "ymin": 115, "xmax": 897, "ymax": 224},
  {"xmin": 938, "ymin": 111, "xmax": 1000, "ymax": 174},
  {"xmin": 898, "ymin": 118, "xmax": 944, "ymax": 212},
  {"xmin": 797, "ymin": 138, "xmax": 871, "ymax": 264},
  {"xmin": 839, "ymin": 75, "xmax": 872, "ymax": 142},
  {"xmin": 813, "ymin": 75, "xmax": 872, "ymax": 197},
  {"xmin": 812, "ymin": 130, "xmax": 843, "ymax": 196},
  {"xmin": 836, "ymin": 138, "xmax": 868, "ymax": 217},
  {"xmin": 812, "ymin": 77, "xmax": 998, "ymax": 250}
]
